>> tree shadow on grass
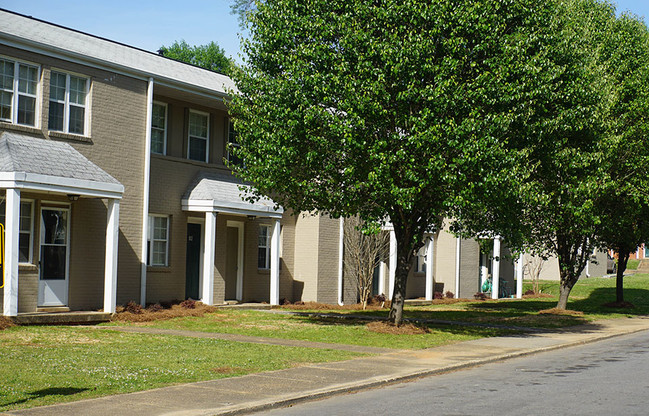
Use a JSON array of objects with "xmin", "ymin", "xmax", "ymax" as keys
[
  {"xmin": 569, "ymin": 288, "xmax": 649, "ymax": 315},
  {"xmin": 3, "ymin": 387, "xmax": 88, "ymax": 408}
]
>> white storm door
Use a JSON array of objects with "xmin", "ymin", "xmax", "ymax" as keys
[{"xmin": 38, "ymin": 208, "xmax": 70, "ymax": 306}]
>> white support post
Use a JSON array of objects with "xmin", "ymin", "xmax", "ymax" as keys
[
  {"xmin": 140, "ymin": 77, "xmax": 154, "ymax": 307},
  {"xmin": 425, "ymin": 235, "xmax": 434, "ymax": 301},
  {"xmin": 3, "ymin": 188, "xmax": 20, "ymax": 316},
  {"xmin": 480, "ymin": 252, "xmax": 489, "ymax": 288},
  {"xmin": 378, "ymin": 261, "xmax": 386, "ymax": 296},
  {"xmin": 455, "ymin": 237, "xmax": 461, "ymax": 298},
  {"xmin": 201, "ymin": 212, "xmax": 216, "ymax": 305},
  {"xmin": 337, "ymin": 218, "xmax": 344, "ymax": 306},
  {"xmin": 388, "ymin": 230, "xmax": 396, "ymax": 299},
  {"xmin": 516, "ymin": 253, "xmax": 523, "ymax": 299},
  {"xmin": 270, "ymin": 219, "xmax": 280, "ymax": 305},
  {"xmin": 104, "ymin": 199, "xmax": 120, "ymax": 313},
  {"xmin": 491, "ymin": 237, "xmax": 501, "ymax": 299}
]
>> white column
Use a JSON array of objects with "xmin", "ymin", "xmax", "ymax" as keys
[
  {"xmin": 104, "ymin": 199, "xmax": 120, "ymax": 313},
  {"xmin": 455, "ymin": 237, "xmax": 461, "ymax": 298},
  {"xmin": 425, "ymin": 235, "xmax": 434, "ymax": 301},
  {"xmin": 378, "ymin": 261, "xmax": 386, "ymax": 296},
  {"xmin": 516, "ymin": 253, "xmax": 523, "ymax": 299},
  {"xmin": 201, "ymin": 212, "xmax": 216, "ymax": 305},
  {"xmin": 3, "ymin": 188, "xmax": 20, "ymax": 316},
  {"xmin": 270, "ymin": 219, "xmax": 280, "ymax": 305},
  {"xmin": 491, "ymin": 237, "xmax": 501, "ymax": 299},
  {"xmin": 337, "ymin": 218, "xmax": 344, "ymax": 306},
  {"xmin": 388, "ymin": 230, "xmax": 396, "ymax": 298},
  {"xmin": 480, "ymin": 252, "xmax": 489, "ymax": 288},
  {"xmin": 140, "ymin": 77, "xmax": 154, "ymax": 307}
]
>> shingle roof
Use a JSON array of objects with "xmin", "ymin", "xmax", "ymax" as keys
[
  {"xmin": 0, "ymin": 131, "xmax": 120, "ymax": 185},
  {"xmin": 0, "ymin": 9, "xmax": 235, "ymax": 95},
  {"xmin": 183, "ymin": 171, "xmax": 282, "ymax": 215}
]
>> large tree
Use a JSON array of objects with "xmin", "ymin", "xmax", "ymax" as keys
[
  {"xmin": 228, "ymin": 0, "xmax": 565, "ymax": 324},
  {"xmin": 158, "ymin": 40, "xmax": 234, "ymax": 75}
]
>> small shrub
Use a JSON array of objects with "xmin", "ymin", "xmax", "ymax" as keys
[
  {"xmin": 293, "ymin": 301, "xmax": 305, "ymax": 306},
  {"xmin": 524, "ymin": 289, "xmax": 535, "ymax": 296},
  {"xmin": 433, "ymin": 291, "xmax": 444, "ymax": 300},
  {"xmin": 280, "ymin": 298, "xmax": 291, "ymax": 305},
  {"xmin": 474, "ymin": 292, "xmax": 487, "ymax": 300},
  {"xmin": 180, "ymin": 299, "xmax": 196, "ymax": 309},
  {"xmin": 147, "ymin": 303, "xmax": 164, "ymax": 312},
  {"xmin": 445, "ymin": 291, "xmax": 455, "ymax": 299},
  {"xmin": 125, "ymin": 301, "xmax": 142, "ymax": 314}
]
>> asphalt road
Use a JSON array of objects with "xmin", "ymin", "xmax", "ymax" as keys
[{"xmin": 255, "ymin": 330, "xmax": 649, "ymax": 416}]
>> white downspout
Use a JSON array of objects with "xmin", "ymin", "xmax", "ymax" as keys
[
  {"xmin": 455, "ymin": 237, "xmax": 461, "ymax": 298},
  {"xmin": 338, "ymin": 217, "xmax": 344, "ymax": 306},
  {"xmin": 140, "ymin": 77, "xmax": 154, "ymax": 306}
]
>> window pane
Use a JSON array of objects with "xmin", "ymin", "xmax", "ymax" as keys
[
  {"xmin": 189, "ymin": 112, "xmax": 208, "ymax": 138},
  {"xmin": 18, "ymin": 65, "xmax": 37, "ymax": 95},
  {"xmin": 19, "ymin": 202, "xmax": 31, "ymax": 232},
  {"xmin": 48, "ymin": 101, "xmax": 65, "ymax": 131},
  {"xmin": 19, "ymin": 232, "xmax": 30, "ymax": 263},
  {"xmin": 258, "ymin": 247, "xmax": 267, "ymax": 269},
  {"xmin": 0, "ymin": 91, "xmax": 11, "ymax": 120},
  {"xmin": 189, "ymin": 137, "xmax": 207, "ymax": 161},
  {"xmin": 17, "ymin": 95, "xmax": 35, "ymax": 126},
  {"xmin": 152, "ymin": 103, "xmax": 166, "ymax": 129},
  {"xmin": 0, "ymin": 60, "xmax": 13, "ymax": 90},
  {"xmin": 42, "ymin": 210, "xmax": 67, "ymax": 245},
  {"xmin": 153, "ymin": 217, "xmax": 167, "ymax": 240},
  {"xmin": 69, "ymin": 76, "xmax": 87, "ymax": 105},
  {"xmin": 152, "ymin": 241, "xmax": 167, "ymax": 265},
  {"xmin": 49, "ymin": 72, "xmax": 66, "ymax": 101},
  {"xmin": 151, "ymin": 129, "xmax": 165, "ymax": 154},
  {"xmin": 41, "ymin": 246, "xmax": 66, "ymax": 280},
  {"xmin": 69, "ymin": 105, "xmax": 85, "ymax": 134}
]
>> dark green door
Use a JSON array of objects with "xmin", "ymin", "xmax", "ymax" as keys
[{"xmin": 185, "ymin": 223, "xmax": 201, "ymax": 300}]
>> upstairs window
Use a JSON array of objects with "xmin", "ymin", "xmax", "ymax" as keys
[
  {"xmin": 151, "ymin": 102, "xmax": 167, "ymax": 154},
  {"xmin": 0, "ymin": 58, "xmax": 39, "ymax": 127},
  {"xmin": 49, "ymin": 71, "xmax": 89, "ymax": 135},
  {"xmin": 227, "ymin": 118, "xmax": 242, "ymax": 166},
  {"xmin": 188, "ymin": 110, "xmax": 209, "ymax": 162}
]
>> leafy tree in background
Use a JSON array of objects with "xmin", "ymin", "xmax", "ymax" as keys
[
  {"xmin": 228, "ymin": 0, "xmax": 568, "ymax": 324},
  {"xmin": 595, "ymin": 13, "xmax": 649, "ymax": 304},
  {"xmin": 158, "ymin": 40, "xmax": 234, "ymax": 75}
]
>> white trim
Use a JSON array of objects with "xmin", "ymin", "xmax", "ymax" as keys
[
  {"xmin": 147, "ymin": 214, "xmax": 169, "ymax": 267},
  {"xmin": 140, "ymin": 77, "xmax": 153, "ymax": 306},
  {"xmin": 388, "ymin": 230, "xmax": 396, "ymax": 299},
  {"xmin": 378, "ymin": 260, "xmax": 385, "ymax": 296},
  {"xmin": 187, "ymin": 109, "xmax": 210, "ymax": 163},
  {"xmin": 257, "ymin": 224, "xmax": 271, "ymax": 270},
  {"xmin": 270, "ymin": 219, "xmax": 280, "ymax": 305},
  {"xmin": 491, "ymin": 237, "xmax": 501, "ymax": 300},
  {"xmin": 516, "ymin": 253, "xmax": 523, "ymax": 299},
  {"xmin": 151, "ymin": 101, "xmax": 168, "ymax": 155},
  {"xmin": 0, "ymin": 56, "xmax": 40, "ymax": 128},
  {"xmin": 425, "ymin": 235, "xmax": 434, "ymax": 301},
  {"xmin": 455, "ymin": 237, "xmax": 461, "ymax": 298},
  {"xmin": 187, "ymin": 217, "xmax": 205, "ymax": 300},
  {"xmin": 0, "ymin": 172, "xmax": 123, "ymax": 199},
  {"xmin": 182, "ymin": 198, "xmax": 283, "ymax": 218},
  {"xmin": 38, "ymin": 206, "xmax": 71, "ymax": 307},
  {"xmin": 1, "ymin": 198, "xmax": 34, "ymax": 265},
  {"xmin": 201, "ymin": 211, "xmax": 216, "ymax": 305},
  {"xmin": 104, "ymin": 199, "xmax": 119, "ymax": 313},
  {"xmin": 3, "ymin": 188, "xmax": 20, "ymax": 316},
  {"xmin": 48, "ymin": 70, "xmax": 90, "ymax": 136},
  {"xmin": 227, "ymin": 220, "xmax": 244, "ymax": 301},
  {"xmin": 337, "ymin": 217, "xmax": 344, "ymax": 306}
]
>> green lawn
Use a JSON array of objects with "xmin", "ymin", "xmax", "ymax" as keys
[
  {"xmin": 128, "ymin": 310, "xmax": 512, "ymax": 349},
  {"xmin": 626, "ymin": 259, "xmax": 640, "ymax": 270},
  {"xmin": 0, "ymin": 326, "xmax": 362, "ymax": 411}
]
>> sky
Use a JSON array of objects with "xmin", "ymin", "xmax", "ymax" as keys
[{"xmin": 1, "ymin": 0, "xmax": 648, "ymax": 63}]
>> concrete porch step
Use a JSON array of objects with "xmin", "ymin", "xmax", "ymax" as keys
[{"xmin": 11, "ymin": 311, "xmax": 112, "ymax": 325}]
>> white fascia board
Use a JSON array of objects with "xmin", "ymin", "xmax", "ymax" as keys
[
  {"xmin": 0, "ymin": 172, "xmax": 124, "ymax": 199},
  {"xmin": 0, "ymin": 35, "xmax": 232, "ymax": 99},
  {"xmin": 182, "ymin": 199, "xmax": 283, "ymax": 218}
]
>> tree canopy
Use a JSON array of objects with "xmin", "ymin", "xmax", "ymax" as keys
[{"xmin": 158, "ymin": 40, "xmax": 235, "ymax": 75}]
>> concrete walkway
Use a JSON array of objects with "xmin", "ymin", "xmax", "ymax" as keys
[{"xmin": 5, "ymin": 316, "xmax": 649, "ymax": 416}]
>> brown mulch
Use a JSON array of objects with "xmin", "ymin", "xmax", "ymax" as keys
[
  {"xmin": 366, "ymin": 320, "xmax": 430, "ymax": 335},
  {"xmin": 602, "ymin": 301, "xmax": 635, "ymax": 309},
  {"xmin": 538, "ymin": 308, "xmax": 584, "ymax": 316},
  {"xmin": 112, "ymin": 302, "xmax": 218, "ymax": 323},
  {"xmin": 523, "ymin": 293, "xmax": 554, "ymax": 299},
  {"xmin": 277, "ymin": 301, "xmax": 387, "ymax": 311},
  {"xmin": 0, "ymin": 316, "xmax": 15, "ymax": 330}
]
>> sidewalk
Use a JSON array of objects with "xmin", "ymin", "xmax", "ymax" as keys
[{"xmin": 5, "ymin": 316, "xmax": 649, "ymax": 416}]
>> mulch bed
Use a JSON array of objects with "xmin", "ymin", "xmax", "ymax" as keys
[
  {"xmin": 0, "ymin": 316, "xmax": 15, "ymax": 330},
  {"xmin": 366, "ymin": 321, "xmax": 430, "ymax": 335},
  {"xmin": 538, "ymin": 308, "xmax": 584, "ymax": 316},
  {"xmin": 112, "ymin": 302, "xmax": 218, "ymax": 323}
]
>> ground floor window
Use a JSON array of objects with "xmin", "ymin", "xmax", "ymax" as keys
[
  {"xmin": 0, "ymin": 200, "xmax": 33, "ymax": 263},
  {"xmin": 148, "ymin": 215, "xmax": 169, "ymax": 266},
  {"xmin": 258, "ymin": 224, "xmax": 271, "ymax": 269}
]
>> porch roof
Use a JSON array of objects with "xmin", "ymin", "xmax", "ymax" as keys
[
  {"xmin": 181, "ymin": 171, "xmax": 283, "ymax": 218},
  {"xmin": 0, "ymin": 132, "xmax": 124, "ymax": 199}
]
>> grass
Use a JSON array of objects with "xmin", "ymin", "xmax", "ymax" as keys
[
  {"xmin": 119, "ymin": 310, "xmax": 513, "ymax": 350},
  {"xmin": 626, "ymin": 259, "xmax": 640, "ymax": 270},
  {"xmin": 0, "ymin": 326, "xmax": 362, "ymax": 411}
]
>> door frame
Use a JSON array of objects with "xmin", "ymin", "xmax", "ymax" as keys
[
  {"xmin": 226, "ymin": 220, "xmax": 244, "ymax": 301},
  {"xmin": 187, "ymin": 217, "xmax": 204, "ymax": 300},
  {"xmin": 38, "ymin": 205, "xmax": 71, "ymax": 307}
]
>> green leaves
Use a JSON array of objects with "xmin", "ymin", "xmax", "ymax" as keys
[{"xmin": 158, "ymin": 40, "xmax": 235, "ymax": 75}]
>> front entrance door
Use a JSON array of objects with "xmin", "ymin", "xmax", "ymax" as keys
[
  {"xmin": 225, "ymin": 226, "xmax": 239, "ymax": 300},
  {"xmin": 38, "ymin": 208, "xmax": 70, "ymax": 307},
  {"xmin": 185, "ymin": 223, "xmax": 201, "ymax": 300}
]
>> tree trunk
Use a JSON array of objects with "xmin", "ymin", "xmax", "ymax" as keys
[
  {"xmin": 388, "ymin": 221, "xmax": 419, "ymax": 326},
  {"xmin": 616, "ymin": 253, "xmax": 629, "ymax": 303},
  {"xmin": 557, "ymin": 281, "xmax": 572, "ymax": 309},
  {"xmin": 555, "ymin": 237, "xmax": 589, "ymax": 310}
]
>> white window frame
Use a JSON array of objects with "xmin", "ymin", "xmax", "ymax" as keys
[
  {"xmin": 416, "ymin": 244, "xmax": 426, "ymax": 273},
  {"xmin": 258, "ymin": 224, "xmax": 271, "ymax": 270},
  {"xmin": 0, "ymin": 56, "xmax": 40, "ymax": 127},
  {"xmin": 151, "ymin": 101, "xmax": 168, "ymax": 155},
  {"xmin": 187, "ymin": 109, "xmax": 210, "ymax": 163},
  {"xmin": 148, "ymin": 214, "xmax": 170, "ymax": 267},
  {"xmin": 0, "ymin": 199, "xmax": 34, "ymax": 264},
  {"xmin": 48, "ymin": 69, "xmax": 90, "ymax": 136}
]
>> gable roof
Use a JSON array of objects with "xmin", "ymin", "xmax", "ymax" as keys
[
  {"xmin": 0, "ymin": 131, "xmax": 123, "ymax": 198},
  {"xmin": 0, "ymin": 9, "xmax": 235, "ymax": 96},
  {"xmin": 182, "ymin": 171, "xmax": 283, "ymax": 218}
]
